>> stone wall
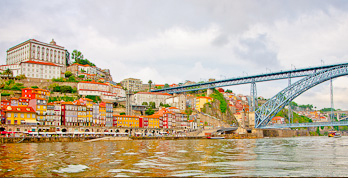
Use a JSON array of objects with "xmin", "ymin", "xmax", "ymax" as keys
[
  {"xmin": 19, "ymin": 78, "xmax": 78, "ymax": 90},
  {"xmin": 0, "ymin": 137, "xmax": 95, "ymax": 144}
]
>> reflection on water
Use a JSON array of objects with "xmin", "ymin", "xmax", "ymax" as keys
[{"xmin": 0, "ymin": 136, "xmax": 347, "ymax": 177}]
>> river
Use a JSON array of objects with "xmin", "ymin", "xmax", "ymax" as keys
[{"xmin": 0, "ymin": 136, "xmax": 347, "ymax": 177}]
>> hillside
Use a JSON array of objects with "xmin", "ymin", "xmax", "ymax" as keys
[{"xmin": 199, "ymin": 90, "xmax": 238, "ymax": 126}]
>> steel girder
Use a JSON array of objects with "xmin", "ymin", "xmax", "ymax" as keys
[
  {"xmin": 259, "ymin": 121, "xmax": 348, "ymax": 129},
  {"xmin": 255, "ymin": 64, "xmax": 348, "ymax": 129},
  {"xmin": 151, "ymin": 63, "xmax": 347, "ymax": 94}
]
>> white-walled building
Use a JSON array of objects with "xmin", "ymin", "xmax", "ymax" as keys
[
  {"xmin": 165, "ymin": 94, "xmax": 187, "ymax": 111},
  {"xmin": 0, "ymin": 61, "xmax": 62, "ymax": 79},
  {"xmin": 2, "ymin": 39, "xmax": 69, "ymax": 78},
  {"xmin": 77, "ymin": 81, "xmax": 126, "ymax": 102},
  {"xmin": 133, "ymin": 92, "xmax": 172, "ymax": 107}
]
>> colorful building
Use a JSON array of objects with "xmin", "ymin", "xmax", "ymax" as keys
[
  {"xmin": 99, "ymin": 102, "xmax": 106, "ymax": 126},
  {"xmin": 61, "ymin": 102, "xmax": 78, "ymax": 126},
  {"xmin": 3, "ymin": 106, "xmax": 36, "ymax": 125},
  {"xmin": 28, "ymin": 98, "xmax": 47, "ymax": 125},
  {"xmin": 195, "ymin": 96, "xmax": 213, "ymax": 112}
]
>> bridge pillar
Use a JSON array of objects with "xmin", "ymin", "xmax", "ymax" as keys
[
  {"xmin": 250, "ymin": 81, "xmax": 257, "ymax": 112},
  {"xmin": 330, "ymin": 79, "xmax": 334, "ymax": 122},
  {"xmin": 207, "ymin": 88, "xmax": 213, "ymax": 96}
]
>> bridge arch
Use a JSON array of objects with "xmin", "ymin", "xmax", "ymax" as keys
[{"xmin": 255, "ymin": 64, "xmax": 348, "ymax": 128}]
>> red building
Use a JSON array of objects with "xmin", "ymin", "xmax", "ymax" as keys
[
  {"xmin": 61, "ymin": 102, "xmax": 78, "ymax": 126},
  {"xmin": 139, "ymin": 117, "xmax": 149, "ymax": 128}
]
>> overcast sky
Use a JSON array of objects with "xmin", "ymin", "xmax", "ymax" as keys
[{"xmin": 0, "ymin": 0, "xmax": 349, "ymax": 110}]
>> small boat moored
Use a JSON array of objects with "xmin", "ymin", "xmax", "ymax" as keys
[
  {"xmin": 207, "ymin": 136, "xmax": 225, "ymax": 139},
  {"xmin": 328, "ymin": 131, "xmax": 342, "ymax": 138},
  {"xmin": 333, "ymin": 133, "xmax": 342, "ymax": 138}
]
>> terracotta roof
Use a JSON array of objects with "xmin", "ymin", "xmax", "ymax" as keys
[
  {"xmin": 19, "ymin": 97, "xmax": 30, "ymax": 99},
  {"xmin": 4, "ymin": 106, "xmax": 36, "ymax": 113},
  {"xmin": 272, "ymin": 116, "xmax": 284, "ymax": 120},
  {"xmin": 21, "ymin": 61, "xmax": 60, "ymax": 67},
  {"xmin": 79, "ymin": 81, "xmax": 108, "ymax": 86},
  {"xmin": 196, "ymin": 96, "xmax": 212, "ymax": 100},
  {"xmin": 61, "ymin": 101, "xmax": 74, "ymax": 105},
  {"xmin": 116, "ymin": 115, "xmax": 139, "ymax": 118},
  {"xmin": 136, "ymin": 92, "xmax": 171, "ymax": 96}
]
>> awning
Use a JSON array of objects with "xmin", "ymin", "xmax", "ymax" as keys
[
  {"xmin": 0, "ymin": 131, "xmax": 16, "ymax": 134},
  {"xmin": 22, "ymin": 119, "xmax": 39, "ymax": 124}
]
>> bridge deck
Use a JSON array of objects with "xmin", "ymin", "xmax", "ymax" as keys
[{"xmin": 259, "ymin": 121, "xmax": 348, "ymax": 129}]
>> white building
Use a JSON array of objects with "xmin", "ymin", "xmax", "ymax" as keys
[
  {"xmin": 77, "ymin": 81, "xmax": 126, "ymax": 102},
  {"xmin": 133, "ymin": 92, "xmax": 172, "ymax": 108},
  {"xmin": 0, "ymin": 61, "xmax": 62, "ymax": 79},
  {"xmin": 2, "ymin": 39, "xmax": 69, "ymax": 78},
  {"xmin": 165, "ymin": 94, "xmax": 187, "ymax": 111}
]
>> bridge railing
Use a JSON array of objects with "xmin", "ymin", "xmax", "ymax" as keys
[{"xmin": 260, "ymin": 121, "xmax": 348, "ymax": 129}]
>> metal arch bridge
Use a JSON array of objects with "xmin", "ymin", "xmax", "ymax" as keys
[
  {"xmin": 151, "ymin": 63, "xmax": 348, "ymax": 129},
  {"xmin": 150, "ymin": 63, "xmax": 347, "ymax": 94},
  {"xmin": 255, "ymin": 63, "xmax": 348, "ymax": 129}
]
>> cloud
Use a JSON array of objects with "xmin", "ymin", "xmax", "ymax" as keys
[{"xmin": 0, "ymin": 0, "xmax": 348, "ymax": 110}]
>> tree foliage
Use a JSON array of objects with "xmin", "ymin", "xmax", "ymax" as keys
[
  {"xmin": 85, "ymin": 95, "xmax": 102, "ymax": 102},
  {"xmin": 145, "ymin": 107, "xmax": 155, "ymax": 115},
  {"xmin": 71, "ymin": 50, "xmax": 84, "ymax": 64},
  {"xmin": 210, "ymin": 89, "xmax": 227, "ymax": 113}
]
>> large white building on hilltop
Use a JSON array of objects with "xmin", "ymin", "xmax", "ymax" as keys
[{"xmin": 0, "ymin": 39, "xmax": 69, "ymax": 79}]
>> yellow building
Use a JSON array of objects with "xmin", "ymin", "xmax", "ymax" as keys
[
  {"xmin": 79, "ymin": 98, "xmax": 94, "ymax": 126},
  {"xmin": 33, "ymin": 88, "xmax": 50, "ymax": 100},
  {"xmin": 4, "ymin": 106, "xmax": 37, "ymax": 125},
  {"xmin": 195, "ymin": 96, "xmax": 213, "ymax": 112},
  {"xmin": 116, "ymin": 115, "xmax": 139, "ymax": 128},
  {"xmin": 28, "ymin": 98, "xmax": 48, "ymax": 125},
  {"xmin": 144, "ymin": 115, "xmax": 160, "ymax": 128}
]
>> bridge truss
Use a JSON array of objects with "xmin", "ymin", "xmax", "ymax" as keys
[
  {"xmin": 255, "ymin": 64, "xmax": 348, "ymax": 129},
  {"xmin": 151, "ymin": 63, "xmax": 347, "ymax": 94}
]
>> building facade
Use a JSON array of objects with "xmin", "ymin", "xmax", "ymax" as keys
[
  {"xmin": 121, "ymin": 78, "xmax": 142, "ymax": 92},
  {"xmin": 133, "ymin": 92, "xmax": 172, "ymax": 108},
  {"xmin": 3, "ymin": 39, "xmax": 69, "ymax": 78}
]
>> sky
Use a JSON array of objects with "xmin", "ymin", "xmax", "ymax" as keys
[{"xmin": 0, "ymin": 0, "xmax": 349, "ymax": 110}]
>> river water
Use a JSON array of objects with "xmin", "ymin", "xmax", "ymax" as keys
[{"xmin": 0, "ymin": 136, "xmax": 347, "ymax": 178}]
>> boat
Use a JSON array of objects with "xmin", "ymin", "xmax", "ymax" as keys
[
  {"xmin": 207, "ymin": 136, "xmax": 225, "ymax": 139},
  {"xmin": 333, "ymin": 133, "xmax": 342, "ymax": 138},
  {"xmin": 328, "ymin": 131, "xmax": 341, "ymax": 138}
]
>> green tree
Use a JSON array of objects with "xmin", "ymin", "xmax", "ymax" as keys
[
  {"xmin": 85, "ymin": 95, "xmax": 101, "ymax": 102},
  {"xmin": 4, "ymin": 68, "xmax": 12, "ymax": 78},
  {"xmin": 67, "ymin": 75, "xmax": 77, "ymax": 82},
  {"xmin": 145, "ymin": 107, "xmax": 155, "ymax": 115},
  {"xmin": 71, "ymin": 50, "xmax": 83, "ymax": 64},
  {"xmin": 149, "ymin": 102, "xmax": 156, "ymax": 109},
  {"xmin": 164, "ymin": 83, "xmax": 170, "ymax": 88},
  {"xmin": 15, "ymin": 74, "xmax": 26, "ymax": 80},
  {"xmin": 60, "ymin": 85, "xmax": 73, "ymax": 93},
  {"xmin": 225, "ymin": 89, "xmax": 233, "ymax": 93},
  {"xmin": 148, "ymin": 80, "xmax": 152, "ymax": 92},
  {"xmin": 65, "ymin": 71, "xmax": 73, "ymax": 78}
]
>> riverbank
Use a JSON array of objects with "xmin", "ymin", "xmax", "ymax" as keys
[
  {"xmin": 0, "ymin": 128, "xmax": 347, "ymax": 143},
  {"xmin": 0, "ymin": 136, "xmax": 97, "ymax": 144}
]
